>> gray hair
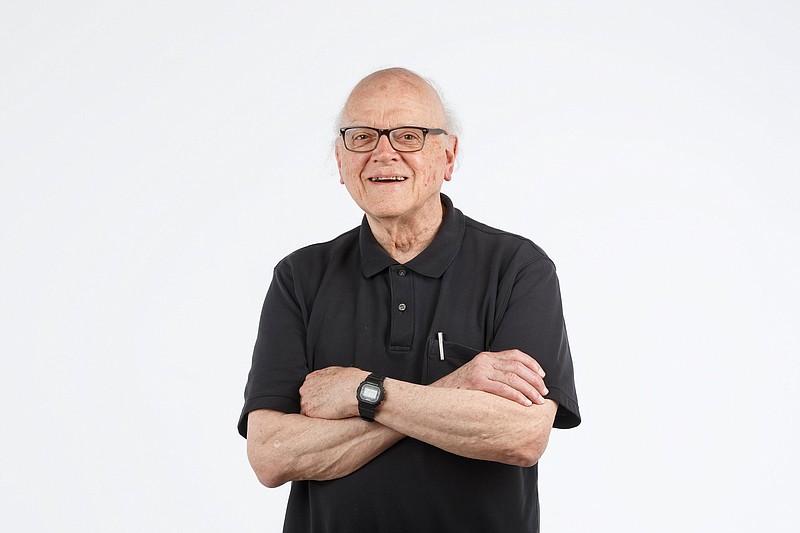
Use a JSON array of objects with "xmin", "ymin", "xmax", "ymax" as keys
[{"xmin": 424, "ymin": 74, "xmax": 461, "ymax": 137}]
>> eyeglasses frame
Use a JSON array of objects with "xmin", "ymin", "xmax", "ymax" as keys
[{"xmin": 339, "ymin": 126, "xmax": 449, "ymax": 153}]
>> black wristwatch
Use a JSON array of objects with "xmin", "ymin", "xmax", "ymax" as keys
[{"xmin": 356, "ymin": 373, "xmax": 385, "ymax": 421}]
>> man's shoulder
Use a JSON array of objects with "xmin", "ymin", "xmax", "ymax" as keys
[
  {"xmin": 462, "ymin": 215, "xmax": 550, "ymax": 263},
  {"xmin": 276, "ymin": 226, "xmax": 360, "ymax": 272}
]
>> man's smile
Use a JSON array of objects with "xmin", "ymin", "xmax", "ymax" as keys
[{"xmin": 367, "ymin": 176, "xmax": 408, "ymax": 183}]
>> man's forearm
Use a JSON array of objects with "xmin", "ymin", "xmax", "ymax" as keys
[
  {"xmin": 295, "ymin": 351, "xmax": 555, "ymax": 470},
  {"xmin": 247, "ymin": 409, "xmax": 404, "ymax": 487},
  {"xmin": 376, "ymin": 380, "xmax": 557, "ymax": 467}
]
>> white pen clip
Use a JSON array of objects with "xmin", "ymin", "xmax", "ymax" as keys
[{"xmin": 437, "ymin": 332, "xmax": 445, "ymax": 361}]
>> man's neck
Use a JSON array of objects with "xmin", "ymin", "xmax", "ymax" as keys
[{"xmin": 366, "ymin": 202, "xmax": 445, "ymax": 264}]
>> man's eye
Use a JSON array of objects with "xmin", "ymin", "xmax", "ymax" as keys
[
  {"xmin": 349, "ymin": 131, "xmax": 377, "ymax": 146},
  {"xmin": 394, "ymin": 130, "xmax": 422, "ymax": 142}
]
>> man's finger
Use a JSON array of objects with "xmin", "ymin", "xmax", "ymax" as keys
[
  {"xmin": 483, "ymin": 380, "xmax": 533, "ymax": 406},
  {"xmin": 494, "ymin": 349, "xmax": 546, "ymax": 378},
  {"xmin": 488, "ymin": 370, "xmax": 545, "ymax": 405},
  {"xmin": 491, "ymin": 359, "xmax": 549, "ymax": 398}
]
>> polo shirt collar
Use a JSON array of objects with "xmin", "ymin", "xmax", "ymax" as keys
[{"xmin": 359, "ymin": 193, "xmax": 465, "ymax": 278}]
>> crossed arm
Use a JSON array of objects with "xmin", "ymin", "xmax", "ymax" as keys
[{"xmin": 247, "ymin": 349, "xmax": 558, "ymax": 488}]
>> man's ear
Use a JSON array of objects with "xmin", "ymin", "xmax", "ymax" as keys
[
  {"xmin": 443, "ymin": 136, "xmax": 458, "ymax": 182},
  {"xmin": 335, "ymin": 144, "xmax": 344, "ymax": 184}
]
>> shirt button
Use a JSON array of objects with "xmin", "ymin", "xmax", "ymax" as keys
[
  {"xmin": 398, "ymin": 269, "xmax": 407, "ymax": 277},
  {"xmin": 398, "ymin": 303, "xmax": 407, "ymax": 312}
]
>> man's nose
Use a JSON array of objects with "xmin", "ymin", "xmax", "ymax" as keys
[{"xmin": 372, "ymin": 133, "xmax": 399, "ymax": 161}]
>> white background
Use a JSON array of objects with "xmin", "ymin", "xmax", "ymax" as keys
[{"xmin": 2, "ymin": 1, "xmax": 798, "ymax": 531}]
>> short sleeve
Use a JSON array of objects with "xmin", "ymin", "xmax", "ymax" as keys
[
  {"xmin": 489, "ymin": 253, "xmax": 580, "ymax": 429},
  {"xmin": 237, "ymin": 264, "xmax": 309, "ymax": 437}
]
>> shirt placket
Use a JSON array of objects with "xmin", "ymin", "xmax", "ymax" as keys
[{"xmin": 388, "ymin": 265, "xmax": 414, "ymax": 352}]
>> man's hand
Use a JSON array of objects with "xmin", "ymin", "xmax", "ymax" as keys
[
  {"xmin": 432, "ymin": 349, "xmax": 548, "ymax": 406},
  {"xmin": 300, "ymin": 366, "xmax": 368, "ymax": 420}
]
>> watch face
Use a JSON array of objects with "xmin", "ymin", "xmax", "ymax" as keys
[{"xmin": 359, "ymin": 383, "xmax": 381, "ymax": 404}]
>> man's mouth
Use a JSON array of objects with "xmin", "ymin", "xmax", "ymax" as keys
[{"xmin": 368, "ymin": 176, "xmax": 408, "ymax": 182}]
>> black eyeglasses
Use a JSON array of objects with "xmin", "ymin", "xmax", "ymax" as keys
[{"xmin": 339, "ymin": 126, "xmax": 448, "ymax": 153}]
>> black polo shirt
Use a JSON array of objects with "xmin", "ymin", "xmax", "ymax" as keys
[{"xmin": 239, "ymin": 194, "xmax": 580, "ymax": 533}]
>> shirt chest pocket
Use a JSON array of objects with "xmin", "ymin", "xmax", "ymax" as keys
[{"xmin": 423, "ymin": 338, "xmax": 483, "ymax": 384}]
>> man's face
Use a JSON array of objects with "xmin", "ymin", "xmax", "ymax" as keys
[{"xmin": 335, "ymin": 76, "xmax": 458, "ymax": 224}]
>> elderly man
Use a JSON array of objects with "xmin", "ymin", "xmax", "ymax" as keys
[{"xmin": 239, "ymin": 68, "xmax": 580, "ymax": 532}]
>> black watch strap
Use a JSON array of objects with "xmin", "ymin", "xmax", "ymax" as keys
[{"xmin": 365, "ymin": 374, "xmax": 384, "ymax": 386}]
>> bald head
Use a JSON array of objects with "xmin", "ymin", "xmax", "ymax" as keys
[{"xmin": 338, "ymin": 68, "xmax": 456, "ymax": 134}]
